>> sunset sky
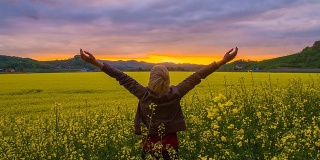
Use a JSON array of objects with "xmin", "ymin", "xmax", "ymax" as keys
[{"xmin": 1, "ymin": 0, "xmax": 320, "ymax": 64}]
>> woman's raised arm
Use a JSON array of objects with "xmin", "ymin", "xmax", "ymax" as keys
[
  {"xmin": 79, "ymin": 49, "xmax": 148, "ymax": 99},
  {"xmin": 176, "ymin": 47, "xmax": 238, "ymax": 97}
]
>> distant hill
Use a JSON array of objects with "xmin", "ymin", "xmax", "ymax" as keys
[
  {"xmin": 1, "ymin": 40, "xmax": 319, "ymax": 72},
  {"xmin": 221, "ymin": 40, "xmax": 320, "ymax": 71},
  {"xmin": 0, "ymin": 55, "xmax": 205, "ymax": 72},
  {"xmin": 0, "ymin": 55, "xmax": 53, "ymax": 72}
]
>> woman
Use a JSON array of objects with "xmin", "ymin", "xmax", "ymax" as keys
[{"xmin": 80, "ymin": 47, "xmax": 238, "ymax": 159}]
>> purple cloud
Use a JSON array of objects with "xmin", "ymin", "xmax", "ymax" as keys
[{"xmin": 0, "ymin": 0, "xmax": 319, "ymax": 60}]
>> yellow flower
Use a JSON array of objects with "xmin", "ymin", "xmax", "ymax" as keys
[
  {"xmin": 238, "ymin": 129, "xmax": 244, "ymax": 134},
  {"xmin": 232, "ymin": 108, "xmax": 239, "ymax": 114},
  {"xmin": 207, "ymin": 108, "xmax": 219, "ymax": 119},
  {"xmin": 213, "ymin": 94, "xmax": 226, "ymax": 102},
  {"xmin": 225, "ymin": 100, "xmax": 233, "ymax": 107},
  {"xmin": 216, "ymin": 143, "xmax": 222, "ymax": 148},
  {"xmin": 213, "ymin": 131, "xmax": 220, "ymax": 136},
  {"xmin": 227, "ymin": 124, "xmax": 234, "ymax": 129},
  {"xmin": 213, "ymin": 124, "xmax": 220, "ymax": 129},
  {"xmin": 221, "ymin": 136, "xmax": 227, "ymax": 142},
  {"xmin": 256, "ymin": 112, "xmax": 261, "ymax": 118},
  {"xmin": 218, "ymin": 103, "xmax": 225, "ymax": 108}
]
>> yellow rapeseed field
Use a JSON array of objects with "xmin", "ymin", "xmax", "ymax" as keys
[{"xmin": 0, "ymin": 72, "xmax": 319, "ymax": 159}]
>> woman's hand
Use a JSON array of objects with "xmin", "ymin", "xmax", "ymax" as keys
[
  {"xmin": 80, "ymin": 49, "xmax": 104, "ymax": 69},
  {"xmin": 223, "ymin": 47, "xmax": 238, "ymax": 63},
  {"xmin": 217, "ymin": 47, "xmax": 238, "ymax": 67},
  {"xmin": 80, "ymin": 49, "xmax": 97, "ymax": 64}
]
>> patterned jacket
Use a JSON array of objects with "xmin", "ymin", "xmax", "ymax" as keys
[{"xmin": 101, "ymin": 62, "xmax": 219, "ymax": 135}]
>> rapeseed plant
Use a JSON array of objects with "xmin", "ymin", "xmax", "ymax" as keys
[{"xmin": 1, "ymin": 74, "xmax": 319, "ymax": 159}]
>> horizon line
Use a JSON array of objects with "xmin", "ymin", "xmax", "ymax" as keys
[{"xmin": 1, "ymin": 54, "xmax": 277, "ymax": 65}]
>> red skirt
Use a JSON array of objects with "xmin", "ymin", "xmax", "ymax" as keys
[{"xmin": 142, "ymin": 132, "xmax": 178, "ymax": 151}]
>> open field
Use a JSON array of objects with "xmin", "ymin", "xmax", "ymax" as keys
[
  {"xmin": 1, "ymin": 72, "xmax": 317, "ymax": 114},
  {"xmin": 0, "ymin": 72, "xmax": 319, "ymax": 159}
]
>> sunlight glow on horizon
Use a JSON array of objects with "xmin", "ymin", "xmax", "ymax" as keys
[
  {"xmin": 101, "ymin": 55, "xmax": 220, "ymax": 65},
  {"xmin": 100, "ymin": 55, "xmax": 275, "ymax": 64},
  {"xmin": 34, "ymin": 53, "xmax": 275, "ymax": 65}
]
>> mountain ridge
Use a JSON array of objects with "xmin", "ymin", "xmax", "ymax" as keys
[
  {"xmin": 1, "ymin": 40, "xmax": 319, "ymax": 72},
  {"xmin": 0, "ymin": 54, "xmax": 205, "ymax": 72}
]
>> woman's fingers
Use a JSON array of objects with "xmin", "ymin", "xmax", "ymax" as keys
[
  {"xmin": 232, "ymin": 47, "xmax": 238, "ymax": 56},
  {"xmin": 84, "ymin": 51, "xmax": 92, "ymax": 56},
  {"xmin": 80, "ymin": 49, "xmax": 87, "ymax": 59},
  {"xmin": 80, "ymin": 49, "xmax": 85, "ymax": 55},
  {"xmin": 80, "ymin": 49, "xmax": 89, "ymax": 58},
  {"xmin": 84, "ymin": 51, "xmax": 95, "ymax": 59},
  {"xmin": 226, "ymin": 48, "xmax": 234, "ymax": 54},
  {"xmin": 229, "ymin": 47, "xmax": 238, "ymax": 60}
]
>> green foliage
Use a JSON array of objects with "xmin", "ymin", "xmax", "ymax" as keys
[
  {"xmin": 222, "ymin": 40, "xmax": 320, "ymax": 70},
  {"xmin": 0, "ymin": 72, "xmax": 319, "ymax": 159},
  {"xmin": 0, "ymin": 55, "xmax": 52, "ymax": 71},
  {"xmin": 259, "ymin": 41, "xmax": 320, "ymax": 69}
]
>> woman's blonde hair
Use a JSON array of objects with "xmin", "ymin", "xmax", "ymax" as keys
[{"xmin": 148, "ymin": 65, "xmax": 170, "ymax": 95}]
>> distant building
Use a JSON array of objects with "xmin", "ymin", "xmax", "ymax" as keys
[
  {"xmin": 80, "ymin": 68, "xmax": 88, "ymax": 72},
  {"xmin": 6, "ymin": 68, "xmax": 15, "ymax": 72},
  {"xmin": 233, "ymin": 65, "xmax": 243, "ymax": 70}
]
